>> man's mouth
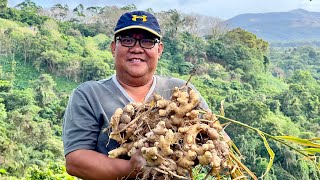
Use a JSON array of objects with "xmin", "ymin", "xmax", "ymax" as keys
[{"xmin": 129, "ymin": 58, "xmax": 145, "ymax": 62}]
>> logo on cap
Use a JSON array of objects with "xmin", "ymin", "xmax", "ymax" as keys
[
  {"xmin": 132, "ymin": 15, "xmax": 147, "ymax": 22},
  {"xmin": 114, "ymin": 11, "xmax": 161, "ymax": 38}
]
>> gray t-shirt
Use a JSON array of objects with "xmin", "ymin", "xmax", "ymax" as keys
[{"xmin": 63, "ymin": 75, "xmax": 209, "ymax": 156}]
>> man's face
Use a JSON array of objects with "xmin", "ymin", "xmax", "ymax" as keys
[{"xmin": 111, "ymin": 29, "xmax": 163, "ymax": 85}]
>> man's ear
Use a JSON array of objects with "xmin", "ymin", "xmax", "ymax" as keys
[
  {"xmin": 110, "ymin": 41, "xmax": 116, "ymax": 56},
  {"xmin": 158, "ymin": 42, "xmax": 164, "ymax": 57}
]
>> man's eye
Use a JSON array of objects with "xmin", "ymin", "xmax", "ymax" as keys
[
  {"xmin": 141, "ymin": 39, "xmax": 154, "ymax": 43},
  {"xmin": 122, "ymin": 38, "xmax": 134, "ymax": 43}
]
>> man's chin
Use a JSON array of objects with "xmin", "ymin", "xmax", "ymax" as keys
[{"xmin": 128, "ymin": 71, "xmax": 146, "ymax": 78}]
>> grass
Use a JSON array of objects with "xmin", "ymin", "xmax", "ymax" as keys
[
  {"xmin": 0, "ymin": 18, "xmax": 36, "ymax": 35},
  {"xmin": 0, "ymin": 56, "xmax": 79, "ymax": 94}
]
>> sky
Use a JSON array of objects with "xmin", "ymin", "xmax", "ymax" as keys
[{"xmin": 7, "ymin": 0, "xmax": 320, "ymax": 20}]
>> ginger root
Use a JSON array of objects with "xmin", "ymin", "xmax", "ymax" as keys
[{"xmin": 106, "ymin": 87, "xmax": 231, "ymax": 180}]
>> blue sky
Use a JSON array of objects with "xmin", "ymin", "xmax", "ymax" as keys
[{"xmin": 8, "ymin": 0, "xmax": 320, "ymax": 19}]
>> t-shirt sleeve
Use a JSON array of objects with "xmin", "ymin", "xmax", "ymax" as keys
[{"xmin": 62, "ymin": 88, "xmax": 100, "ymax": 156}]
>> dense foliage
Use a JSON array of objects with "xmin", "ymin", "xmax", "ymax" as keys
[{"xmin": 0, "ymin": 1, "xmax": 319, "ymax": 179}]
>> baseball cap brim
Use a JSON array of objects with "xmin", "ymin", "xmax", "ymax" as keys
[{"xmin": 114, "ymin": 25, "xmax": 162, "ymax": 38}]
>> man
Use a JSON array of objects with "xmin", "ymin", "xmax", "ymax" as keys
[{"xmin": 63, "ymin": 10, "xmax": 209, "ymax": 180}]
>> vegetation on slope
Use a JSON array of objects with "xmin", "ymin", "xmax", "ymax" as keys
[{"xmin": 0, "ymin": 1, "xmax": 320, "ymax": 179}]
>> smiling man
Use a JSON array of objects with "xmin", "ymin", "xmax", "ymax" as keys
[
  {"xmin": 62, "ymin": 10, "xmax": 209, "ymax": 180},
  {"xmin": 111, "ymin": 26, "xmax": 163, "ymax": 102}
]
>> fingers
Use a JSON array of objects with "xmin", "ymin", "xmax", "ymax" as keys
[{"xmin": 130, "ymin": 150, "xmax": 146, "ymax": 170}]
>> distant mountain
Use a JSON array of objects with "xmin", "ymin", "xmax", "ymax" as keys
[{"xmin": 225, "ymin": 9, "xmax": 320, "ymax": 42}]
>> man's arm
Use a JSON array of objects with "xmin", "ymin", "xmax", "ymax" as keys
[{"xmin": 66, "ymin": 149, "xmax": 145, "ymax": 180}]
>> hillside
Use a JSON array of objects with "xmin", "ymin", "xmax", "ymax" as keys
[
  {"xmin": 225, "ymin": 9, "xmax": 320, "ymax": 42},
  {"xmin": 1, "ymin": 4, "xmax": 320, "ymax": 179}
]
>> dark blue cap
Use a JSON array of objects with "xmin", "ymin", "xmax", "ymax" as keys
[{"xmin": 114, "ymin": 11, "xmax": 161, "ymax": 38}]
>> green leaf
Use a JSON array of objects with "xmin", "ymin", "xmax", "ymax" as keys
[
  {"xmin": 275, "ymin": 136, "xmax": 320, "ymax": 148},
  {"xmin": 301, "ymin": 148, "xmax": 320, "ymax": 155},
  {"xmin": 0, "ymin": 168, "xmax": 7, "ymax": 174},
  {"xmin": 258, "ymin": 130, "xmax": 274, "ymax": 178}
]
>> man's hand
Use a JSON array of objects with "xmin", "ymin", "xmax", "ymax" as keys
[
  {"xmin": 129, "ymin": 150, "xmax": 146, "ymax": 176},
  {"xmin": 66, "ymin": 149, "xmax": 143, "ymax": 180}
]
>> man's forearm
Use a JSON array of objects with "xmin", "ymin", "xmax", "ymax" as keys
[{"xmin": 66, "ymin": 149, "xmax": 137, "ymax": 180}]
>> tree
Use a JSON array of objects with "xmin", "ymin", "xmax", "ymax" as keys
[
  {"xmin": 86, "ymin": 6, "xmax": 103, "ymax": 23},
  {"xmin": 31, "ymin": 74, "xmax": 57, "ymax": 107},
  {"xmin": 287, "ymin": 70, "xmax": 317, "ymax": 87},
  {"xmin": 120, "ymin": 4, "xmax": 137, "ymax": 11},
  {"xmin": 0, "ymin": 79, "xmax": 12, "ymax": 92},
  {"xmin": 1, "ymin": 88, "xmax": 35, "ymax": 111},
  {"xmin": 179, "ymin": 32, "xmax": 207, "ymax": 65},
  {"xmin": 15, "ymin": 0, "xmax": 42, "ymax": 13},
  {"xmin": 72, "ymin": 4, "xmax": 85, "ymax": 22},
  {"xmin": 145, "ymin": 8, "xmax": 154, "ymax": 14},
  {"xmin": 97, "ymin": 6, "xmax": 126, "ymax": 36},
  {"xmin": 63, "ymin": 57, "xmax": 81, "ymax": 82},
  {"xmin": 163, "ymin": 9, "xmax": 185, "ymax": 38},
  {"xmin": 35, "ymin": 50, "xmax": 63, "ymax": 73},
  {"xmin": 87, "ymin": 6, "xmax": 103, "ymax": 14},
  {"xmin": 206, "ymin": 28, "xmax": 269, "ymax": 74},
  {"xmin": 206, "ymin": 40, "xmax": 225, "ymax": 62},
  {"xmin": 81, "ymin": 58, "xmax": 113, "ymax": 81},
  {"xmin": 0, "ymin": 0, "xmax": 7, "ymax": 10},
  {"xmin": 279, "ymin": 71, "xmax": 320, "ymax": 121},
  {"xmin": 50, "ymin": 4, "xmax": 69, "ymax": 21},
  {"xmin": 203, "ymin": 17, "xmax": 227, "ymax": 40},
  {"xmin": 222, "ymin": 28, "xmax": 269, "ymax": 55},
  {"xmin": 21, "ymin": 34, "xmax": 33, "ymax": 64},
  {"xmin": 25, "ymin": 162, "xmax": 75, "ymax": 180}
]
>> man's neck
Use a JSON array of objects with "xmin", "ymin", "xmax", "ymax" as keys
[{"xmin": 116, "ymin": 76, "xmax": 154, "ymax": 102}]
